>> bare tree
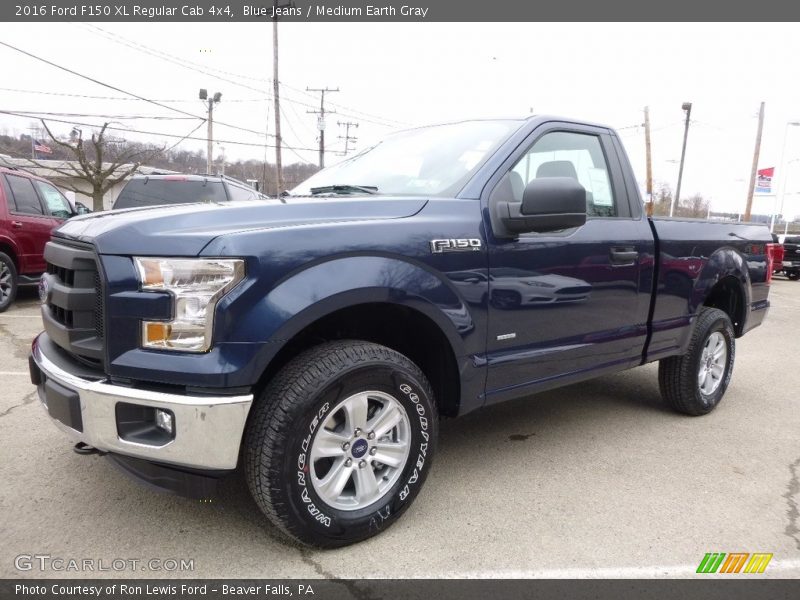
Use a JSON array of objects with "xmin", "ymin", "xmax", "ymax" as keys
[
  {"xmin": 37, "ymin": 121, "xmax": 165, "ymax": 211},
  {"xmin": 652, "ymin": 182, "xmax": 673, "ymax": 216},
  {"xmin": 680, "ymin": 193, "xmax": 710, "ymax": 218}
]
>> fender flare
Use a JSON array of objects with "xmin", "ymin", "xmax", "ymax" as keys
[{"xmin": 689, "ymin": 246, "xmax": 750, "ymax": 331}]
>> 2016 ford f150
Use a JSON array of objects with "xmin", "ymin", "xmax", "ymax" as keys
[{"xmin": 29, "ymin": 116, "xmax": 775, "ymax": 547}]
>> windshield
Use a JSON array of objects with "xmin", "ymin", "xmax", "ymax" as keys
[
  {"xmin": 291, "ymin": 120, "xmax": 522, "ymax": 197},
  {"xmin": 115, "ymin": 179, "xmax": 227, "ymax": 209}
]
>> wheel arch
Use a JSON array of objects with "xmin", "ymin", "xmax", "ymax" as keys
[
  {"xmin": 692, "ymin": 247, "xmax": 750, "ymax": 337},
  {"xmin": 254, "ymin": 300, "xmax": 463, "ymax": 418},
  {"xmin": 239, "ymin": 255, "xmax": 479, "ymax": 418},
  {"xmin": 0, "ymin": 237, "xmax": 20, "ymax": 270}
]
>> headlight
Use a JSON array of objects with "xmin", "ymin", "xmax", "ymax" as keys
[{"xmin": 134, "ymin": 257, "xmax": 245, "ymax": 352}]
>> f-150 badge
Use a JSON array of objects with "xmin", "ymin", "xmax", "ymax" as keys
[{"xmin": 430, "ymin": 239, "xmax": 482, "ymax": 253}]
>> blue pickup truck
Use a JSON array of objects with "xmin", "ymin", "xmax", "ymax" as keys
[{"xmin": 29, "ymin": 116, "xmax": 774, "ymax": 547}]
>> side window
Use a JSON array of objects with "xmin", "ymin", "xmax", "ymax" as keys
[
  {"xmin": 5, "ymin": 175, "xmax": 45, "ymax": 216},
  {"xmin": 34, "ymin": 181, "xmax": 73, "ymax": 219},
  {"xmin": 227, "ymin": 184, "xmax": 257, "ymax": 202},
  {"xmin": 509, "ymin": 131, "xmax": 617, "ymax": 218}
]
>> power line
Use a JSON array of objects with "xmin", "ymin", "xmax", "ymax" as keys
[
  {"xmin": 0, "ymin": 109, "xmax": 323, "ymax": 153},
  {"xmin": 0, "ymin": 86, "xmax": 267, "ymax": 103},
  {"xmin": 79, "ymin": 23, "xmax": 409, "ymax": 129},
  {"xmin": 0, "ymin": 40, "xmax": 204, "ymax": 121},
  {"xmin": 165, "ymin": 120, "xmax": 208, "ymax": 153},
  {"xmin": 5, "ymin": 109, "xmax": 197, "ymax": 120},
  {"xmin": 278, "ymin": 104, "xmax": 314, "ymax": 163},
  {"xmin": 0, "ymin": 41, "xmax": 281, "ymax": 141}
]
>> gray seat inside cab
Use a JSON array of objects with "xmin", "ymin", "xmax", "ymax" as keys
[{"xmin": 536, "ymin": 161, "xmax": 598, "ymax": 216}]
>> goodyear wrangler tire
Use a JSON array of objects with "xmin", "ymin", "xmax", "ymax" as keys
[
  {"xmin": 244, "ymin": 340, "xmax": 438, "ymax": 548},
  {"xmin": 658, "ymin": 307, "xmax": 735, "ymax": 416}
]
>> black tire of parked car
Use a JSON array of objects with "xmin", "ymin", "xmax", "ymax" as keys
[
  {"xmin": 658, "ymin": 307, "xmax": 735, "ymax": 416},
  {"xmin": 788, "ymin": 271, "xmax": 800, "ymax": 281},
  {"xmin": 244, "ymin": 340, "xmax": 438, "ymax": 548},
  {"xmin": 0, "ymin": 252, "xmax": 18, "ymax": 313}
]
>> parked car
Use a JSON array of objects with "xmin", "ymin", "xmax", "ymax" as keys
[
  {"xmin": 0, "ymin": 165, "xmax": 77, "ymax": 312},
  {"xmin": 113, "ymin": 173, "xmax": 269, "ymax": 210},
  {"xmin": 30, "ymin": 116, "xmax": 774, "ymax": 548},
  {"xmin": 778, "ymin": 234, "xmax": 800, "ymax": 280},
  {"xmin": 771, "ymin": 234, "xmax": 785, "ymax": 275}
]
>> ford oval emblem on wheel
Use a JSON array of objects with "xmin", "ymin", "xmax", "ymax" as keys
[{"xmin": 38, "ymin": 275, "xmax": 50, "ymax": 304}]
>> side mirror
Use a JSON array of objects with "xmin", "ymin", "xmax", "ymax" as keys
[
  {"xmin": 74, "ymin": 202, "xmax": 92, "ymax": 215},
  {"xmin": 496, "ymin": 177, "xmax": 587, "ymax": 235}
]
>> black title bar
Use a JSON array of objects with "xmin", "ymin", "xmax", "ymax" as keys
[
  {"xmin": 3, "ymin": 0, "xmax": 800, "ymax": 22},
  {"xmin": 2, "ymin": 579, "xmax": 800, "ymax": 600}
]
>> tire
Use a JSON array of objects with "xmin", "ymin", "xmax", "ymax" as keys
[
  {"xmin": 658, "ymin": 307, "xmax": 735, "ymax": 416},
  {"xmin": 788, "ymin": 271, "xmax": 800, "ymax": 281},
  {"xmin": 244, "ymin": 340, "xmax": 438, "ymax": 548},
  {"xmin": 0, "ymin": 252, "xmax": 18, "ymax": 313}
]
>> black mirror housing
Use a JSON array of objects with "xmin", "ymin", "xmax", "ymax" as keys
[
  {"xmin": 495, "ymin": 176, "xmax": 587, "ymax": 235},
  {"xmin": 522, "ymin": 177, "xmax": 586, "ymax": 217}
]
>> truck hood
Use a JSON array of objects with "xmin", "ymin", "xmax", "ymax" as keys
[{"xmin": 54, "ymin": 196, "xmax": 428, "ymax": 255}]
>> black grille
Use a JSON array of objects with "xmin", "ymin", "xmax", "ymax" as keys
[
  {"xmin": 42, "ymin": 239, "xmax": 105, "ymax": 367},
  {"xmin": 47, "ymin": 263, "xmax": 75, "ymax": 286},
  {"xmin": 93, "ymin": 271, "xmax": 105, "ymax": 340}
]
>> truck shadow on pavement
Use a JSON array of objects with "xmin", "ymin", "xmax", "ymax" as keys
[{"xmin": 213, "ymin": 367, "xmax": 670, "ymax": 546}]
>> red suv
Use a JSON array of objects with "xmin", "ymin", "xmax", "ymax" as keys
[{"xmin": 0, "ymin": 165, "xmax": 78, "ymax": 312}]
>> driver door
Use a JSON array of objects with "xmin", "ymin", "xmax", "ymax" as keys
[{"xmin": 483, "ymin": 123, "xmax": 654, "ymax": 404}]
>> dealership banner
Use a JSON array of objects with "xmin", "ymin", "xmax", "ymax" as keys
[{"xmin": 756, "ymin": 167, "xmax": 774, "ymax": 194}]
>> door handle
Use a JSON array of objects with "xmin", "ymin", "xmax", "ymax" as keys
[
  {"xmin": 610, "ymin": 247, "xmax": 638, "ymax": 265},
  {"xmin": 11, "ymin": 221, "xmax": 23, "ymax": 229}
]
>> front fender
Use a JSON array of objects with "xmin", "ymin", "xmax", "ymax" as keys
[
  {"xmin": 232, "ymin": 255, "xmax": 477, "ymax": 375},
  {"xmin": 272, "ymin": 257, "xmax": 471, "ymax": 341}
]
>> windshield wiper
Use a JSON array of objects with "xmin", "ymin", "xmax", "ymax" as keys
[{"xmin": 309, "ymin": 184, "xmax": 378, "ymax": 195}]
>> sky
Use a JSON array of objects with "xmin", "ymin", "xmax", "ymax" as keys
[{"xmin": 1, "ymin": 22, "xmax": 799, "ymax": 218}]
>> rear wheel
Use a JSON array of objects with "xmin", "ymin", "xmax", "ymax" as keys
[
  {"xmin": 0, "ymin": 252, "xmax": 18, "ymax": 313},
  {"xmin": 658, "ymin": 307, "xmax": 735, "ymax": 416},
  {"xmin": 244, "ymin": 340, "xmax": 438, "ymax": 547}
]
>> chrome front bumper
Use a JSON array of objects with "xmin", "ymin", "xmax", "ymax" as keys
[{"xmin": 30, "ymin": 334, "xmax": 253, "ymax": 470}]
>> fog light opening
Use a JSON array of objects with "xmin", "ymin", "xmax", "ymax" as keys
[{"xmin": 155, "ymin": 409, "xmax": 174, "ymax": 434}]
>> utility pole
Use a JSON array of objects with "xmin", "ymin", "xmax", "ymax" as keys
[
  {"xmin": 272, "ymin": 2, "xmax": 284, "ymax": 194},
  {"xmin": 644, "ymin": 106, "xmax": 653, "ymax": 217},
  {"xmin": 199, "ymin": 89, "xmax": 222, "ymax": 174},
  {"xmin": 672, "ymin": 101, "xmax": 693, "ymax": 217},
  {"xmin": 307, "ymin": 86, "xmax": 339, "ymax": 168},
  {"xmin": 744, "ymin": 102, "xmax": 765, "ymax": 223},
  {"xmin": 337, "ymin": 121, "xmax": 359, "ymax": 155}
]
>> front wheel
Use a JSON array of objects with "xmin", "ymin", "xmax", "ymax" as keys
[
  {"xmin": 788, "ymin": 271, "xmax": 800, "ymax": 281},
  {"xmin": 0, "ymin": 252, "xmax": 18, "ymax": 313},
  {"xmin": 658, "ymin": 307, "xmax": 735, "ymax": 416},
  {"xmin": 244, "ymin": 340, "xmax": 438, "ymax": 548}
]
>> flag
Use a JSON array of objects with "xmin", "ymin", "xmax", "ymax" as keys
[
  {"xmin": 755, "ymin": 167, "xmax": 773, "ymax": 194},
  {"xmin": 33, "ymin": 140, "xmax": 52, "ymax": 154}
]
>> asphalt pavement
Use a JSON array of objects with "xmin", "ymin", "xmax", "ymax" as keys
[{"xmin": 1, "ymin": 279, "xmax": 799, "ymax": 579}]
